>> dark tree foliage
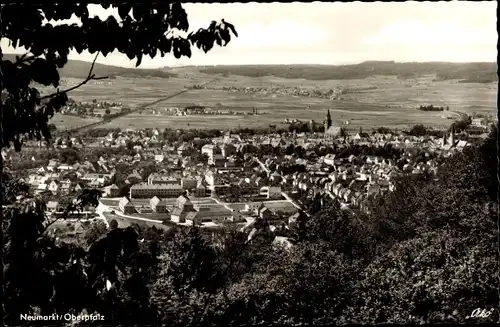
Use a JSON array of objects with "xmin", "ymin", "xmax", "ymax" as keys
[
  {"xmin": 3, "ymin": 199, "xmax": 91, "ymax": 326},
  {"xmin": 450, "ymin": 115, "xmax": 472, "ymax": 133},
  {"xmin": 408, "ymin": 124, "xmax": 428, "ymax": 137},
  {"xmin": 374, "ymin": 126, "xmax": 393, "ymax": 134},
  {"xmin": 87, "ymin": 227, "xmax": 159, "ymax": 325},
  {"xmin": 108, "ymin": 219, "xmax": 118, "ymax": 230},
  {"xmin": 418, "ymin": 104, "xmax": 444, "ymax": 111},
  {"xmin": 0, "ymin": 172, "xmax": 30, "ymax": 204},
  {"xmin": 164, "ymin": 227, "xmax": 220, "ymax": 297}
]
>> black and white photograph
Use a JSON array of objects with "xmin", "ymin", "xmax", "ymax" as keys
[{"xmin": 0, "ymin": 1, "xmax": 498, "ymax": 325}]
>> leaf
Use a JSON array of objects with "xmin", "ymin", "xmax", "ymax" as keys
[
  {"xmin": 173, "ymin": 46, "xmax": 181, "ymax": 59},
  {"xmin": 209, "ymin": 21, "xmax": 217, "ymax": 31},
  {"xmin": 30, "ymin": 58, "xmax": 59, "ymax": 87},
  {"xmin": 149, "ymin": 47, "xmax": 157, "ymax": 59},
  {"xmin": 160, "ymin": 37, "xmax": 172, "ymax": 54},
  {"xmin": 224, "ymin": 20, "xmax": 238, "ymax": 37},
  {"xmin": 136, "ymin": 53, "xmax": 143, "ymax": 67},
  {"xmin": 118, "ymin": 4, "xmax": 131, "ymax": 19},
  {"xmin": 220, "ymin": 29, "xmax": 231, "ymax": 46}
]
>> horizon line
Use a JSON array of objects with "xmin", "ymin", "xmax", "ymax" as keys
[{"xmin": 2, "ymin": 52, "xmax": 496, "ymax": 69}]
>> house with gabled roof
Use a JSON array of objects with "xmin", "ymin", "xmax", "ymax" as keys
[
  {"xmin": 150, "ymin": 196, "xmax": 168, "ymax": 213},
  {"xmin": 60, "ymin": 183, "xmax": 72, "ymax": 195},
  {"xmin": 103, "ymin": 184, "xmax": 120, "ymax": 197},
  {"xmin": 171, "ymin": 194, "xmax": 196, "ymax": 223},
  {"xmin": 48, "ymin": 181, "xmax": 59, "ymax": 195},
  {"xmin": 119, "ymin": 197, "xmax": 136, "ymax": 214},
  {"xmin": 256, "ymin": 203, "xmax": 273, "ymax": 220},
  {"xmin": 37, "ymin": 167, "xmax": 47, "ymax": 175}
]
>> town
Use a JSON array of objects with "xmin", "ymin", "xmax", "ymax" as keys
[{"xmin": 3, "ymin": 108, "xmax": 493, "ymax": 244}]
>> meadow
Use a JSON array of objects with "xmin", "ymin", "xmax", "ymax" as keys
[
  {"xmin": 40, "ymin": 75, "xmax": 214, "ymax": 108},
  {"xmin": 52, "ymin": 114, "xmax": 101, "ymax": 130},
  {"xmin": 48, "ymin": 71, "xmax": 497, "ymax": 132}
]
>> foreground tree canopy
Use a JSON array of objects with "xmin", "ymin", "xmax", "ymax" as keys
[{"xmin": 0, "ymin": 2, "xmax": 237, "ymax": 151}]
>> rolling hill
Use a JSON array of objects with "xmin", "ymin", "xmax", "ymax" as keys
[
  {"xmin": 2, "ymin": 54, "xmax": 177, "ymax": 79},
  {"xmin": 195, "ymin": 61, "xmax": 497, "ymax": 83},
  {"xmin": 2, "ymin": 54, "xmax": 497, "ymax": 83}
]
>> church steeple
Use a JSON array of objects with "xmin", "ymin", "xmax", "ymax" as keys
[
  {"xmin": 449, "ymin": 125, "xmax": 455, "ymax": 146},
  {"xmin": 324, "ymin": 109, "xmax": 332, "ymax": 132}
]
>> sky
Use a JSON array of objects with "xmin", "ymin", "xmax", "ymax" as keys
[{"xmin": 1, "ymin": 1, "xmax": 497, "ymax": 68}]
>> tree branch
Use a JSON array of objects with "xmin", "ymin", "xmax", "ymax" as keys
[{"xmin": 38, "ymin": 52, "xmax": 108, "ymax": 101}]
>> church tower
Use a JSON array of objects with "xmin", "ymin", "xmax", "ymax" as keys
[
  {"xmin": 448, "ymin": 125, "xmax": 455, "ymax": 146},
  {"xmin": 324, "ymin": 109, "xmax": 332, "ymax": 132}
]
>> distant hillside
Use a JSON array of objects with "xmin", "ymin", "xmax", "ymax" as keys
[
  {"xmin": 2, "ymin": 54, "xmax": 177, "ymax": 79},
  {"xmin": 197, "ymin": 62, "xmax": 497, "ymax": 83}
]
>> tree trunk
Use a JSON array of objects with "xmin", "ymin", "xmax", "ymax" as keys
[
  {"xmin": 1, "ymin": 47, "xmax": 5, "ymax": 324},
  {"xmin": 0, "ymin": 149, "xmax": 4, "ymax": 324}
]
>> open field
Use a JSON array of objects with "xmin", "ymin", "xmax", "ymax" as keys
[
  {"xmin": 209, "ymin": 74, "xmax": 497, "ymax": 112},
  {"xmin": 98, "ymin": 111, "xmax": 458, "ymax": 131},
  {"xmin": 39, "ymin": 75, "xmax": 214, "ymax": 108},
  {"xmin": 95, "ymin": 76, "xmax": 496, "ymax": 131},
  {"xmin": 43, "ymin": 70, "xmax": 496, "ymax": 132},
  {"xmin": 52, "ymin": 114, "xmax": 101, "ymax": 130}
]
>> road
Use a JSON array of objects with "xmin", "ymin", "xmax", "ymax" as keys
[
  {"xmin": 255, "ymin": 158, "xmax": 270, "ymax": 175},
  {"xmin": 67, "ymin": 79, "xmax": 217, "ymax": 134},
  {"xmin": 281, "ymin": 191, "xmax": 311, "ymax": 217},
  {"xmin": 96, "ymin": 202, "xmax": 168, "ymax": 230}
]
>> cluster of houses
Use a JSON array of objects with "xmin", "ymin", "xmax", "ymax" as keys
[
  {"xmin": 8, "ymin": 110, "xmax": 490, "ymax": 229},
  {"xmin": 61, "ymin": 98, "xmax": 124, "ymax": 118},
  {"xmin": 219, "ymin": 85, "xmax": 348, "ymax": 100},
  {"xmin": 24, "ymin": 160, "xmax": 114, "ymax": 197}
]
